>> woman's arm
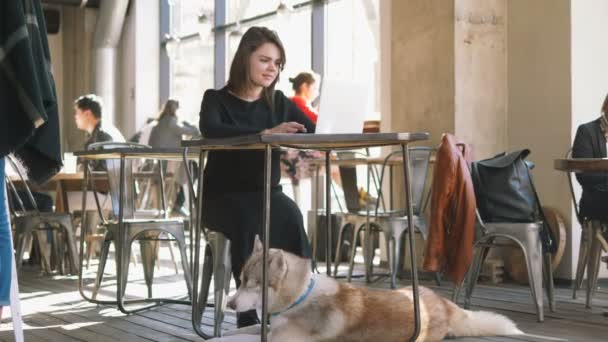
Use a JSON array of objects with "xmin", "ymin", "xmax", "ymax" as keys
[
  {"xmin": 167, "ymin": 116, "xmax": 201, "ymax": 138},
  {"xmin": 282, "ymin": 93, "xmax": 316, "ymax": 133},
  {"xmin": 199, "ymin": 89, "xmax": 262, "ymax": 138}
]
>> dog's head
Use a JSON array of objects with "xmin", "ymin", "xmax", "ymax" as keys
[{"xmin": 227, "ymin": 235, "xmax": 288, "ymax": 312}]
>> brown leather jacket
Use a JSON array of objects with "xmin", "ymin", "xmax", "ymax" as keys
[{"xmin": 423, "ymin": 134, "xmax": 476, "ymax": 284}]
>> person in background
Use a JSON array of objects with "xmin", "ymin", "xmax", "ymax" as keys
[
  {"xmin": 288, "ymin": 71, "xmax": 319, "ymax": 124},
  {"xmin": 148, "ymin": 99, "xmax": 200, "ymax": 215},
  {"xmin": 73, "ymin": 94, "xmax": 125, "ymax": 171},
  {"xmin": 148, "ymin": 99, "xmax": 200, "ymax": 148},
  {"xmin": 198, "ymin": 26, "xmax": 315, "ymax": 328},
  {"xmin": 572, "ymin": 92, "xmax": 608, "ymax": 243}
]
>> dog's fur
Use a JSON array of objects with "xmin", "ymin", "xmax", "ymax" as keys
[{"xmin": 227, "ymin": 236, "xmax": 523, "ymax": 342}]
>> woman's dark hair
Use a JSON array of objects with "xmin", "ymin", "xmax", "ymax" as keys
[
  {"xmin": 602, "ymin": 93, "xmax": 608, "ymax": 115},
  {"xmin": 74, "ymin": 94, "xmax": 103, "ymax": 119},
  {"xmin": 158, "ymin": 99, "xmax": 179, "ymax": 120},
  {"xmin": 289, "ymin": 72, "xmax": 316, "ymax": 94},
  {"xmin": 226, "ymin": 26, "xmax": 286, "ymax": 112}
]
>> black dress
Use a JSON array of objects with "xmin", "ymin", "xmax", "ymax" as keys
[{"xmin": 198, "ymin": 87, "xmax": 315, "ymax": 286}]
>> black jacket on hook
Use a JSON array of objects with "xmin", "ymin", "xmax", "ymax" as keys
[{"xmin": 0, "ymin": 0, "xmax": 62, "ymax": 184}]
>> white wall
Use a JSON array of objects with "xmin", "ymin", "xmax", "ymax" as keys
[
  {"xmin": 571, "ymin": 0, "xmax": 608, "ymax": 278},
  {"xmin": 45, "ymin": 5, "xmax": 65, "ymax": 152}
]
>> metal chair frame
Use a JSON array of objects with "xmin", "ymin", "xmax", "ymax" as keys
[
  {"xmin": 332, "ymin": 147, "xmax": 434, "ymax": 288},
  {"xmin": 5, "ymin": 155, "xmax": 79, "ymax": 275},
  {"xmin": 183, "ymin": 148, "xmax": 232, "ymax": 339},
  {"xmin": 76, "ymin": 142, "xmax": 192, "ymax": 315}
]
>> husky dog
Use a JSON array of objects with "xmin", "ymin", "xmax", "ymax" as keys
[{"xmin": 226, "ymin": 236, "xmax": 523, "ymax": 342}]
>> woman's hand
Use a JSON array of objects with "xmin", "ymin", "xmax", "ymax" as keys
[{"xmin": 261, "ymin": 122, "xmax": 307, "ymax": 134}]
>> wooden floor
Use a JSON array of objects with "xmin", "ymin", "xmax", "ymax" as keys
[{"xmin": 1, "ymin": 255, "xmax": 608, "ymax": 341}]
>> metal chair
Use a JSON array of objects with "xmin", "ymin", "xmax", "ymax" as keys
[
  {"xmin": 566, "ymin": 148, "xmax": 607, "ymax": 307},
  {"xmin": 182, "ymin": 148, "xmax": 232, "ymax": 339},
  {"xmin": 80, "ymin": 142, "xmax": 192, "ymax": 314},
  {"xmin": 332, "ymin": 147, "xmax": 433, "ymax": 288},
  {"xmin": 462, "ymin": 211, "xmax": 556, "ymax": 322},
  {"xmin": 5, "ymin": 155, "xmax": 79, "ymax": 275}
]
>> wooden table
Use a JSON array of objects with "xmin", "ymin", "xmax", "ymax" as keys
[
  {"xmin": 554, "ymin": 158, "xmax": 608, "ymax": 316},
  {"xmin": 183, "ymin": 132, "xmax": 429, "ymax": 342}
]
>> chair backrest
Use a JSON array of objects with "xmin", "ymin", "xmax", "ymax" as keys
[
  {"xmin": 339, "ymin": 147, "xmax": 433, "ymax": 215},
  {"xmin": 4, "ymin": 155, "xmax": 40, "ymax": 215},
  {"xmin": 376, "ymin": 147, "xmax": 433, "ymax": 215},
  {"xmin": 86, "ymin": 141, "xmax": 153, "ymax": 220},
  {"xmin": 565, "ymin": 147, "xmax": 582, "ymax": 225}
]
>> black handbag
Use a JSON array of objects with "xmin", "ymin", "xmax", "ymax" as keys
[{"xmin": 471, "ymin": 149, "xmax": 556, "ymax": 253}]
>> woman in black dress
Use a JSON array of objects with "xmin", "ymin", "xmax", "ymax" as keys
[{"xmin": 198, "ymin": 27, "xmax": 315, "ymax": 327}]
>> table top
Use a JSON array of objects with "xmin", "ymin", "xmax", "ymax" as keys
[
  {"xmin": 74, "ymin": 148, "xmax": 199, "ymax": 161},
  {"xmin": 182, "ymin": 132, "xmax": 430, "ymax": 150},
  {"xmin": 554, "ymin": 158, "xmax": 608, "ymax": 172}
]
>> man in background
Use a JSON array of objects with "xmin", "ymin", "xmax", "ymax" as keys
[{"xmin": 73, "ymin": 94, "xmax": 124, "ymax": 170}]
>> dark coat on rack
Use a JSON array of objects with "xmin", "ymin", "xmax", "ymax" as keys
[{"xmin": 0, "ymin": 0, "xmax": 62, "ymax": 184}]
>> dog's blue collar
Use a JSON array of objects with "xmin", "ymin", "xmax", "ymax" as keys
[{"xmin": 270, "ymin": 277, "xmax": 315, "ymax": 317}]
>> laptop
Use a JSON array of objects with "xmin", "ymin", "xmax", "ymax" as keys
[{"xmin": 314, "ymin": 79, "xmax": 369, "ymax": 134}]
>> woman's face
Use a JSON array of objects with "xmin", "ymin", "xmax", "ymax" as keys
[
  {"xmin": 248, "ymin": 42, "xmax": 281, "ymax": 88},
  {"xmin": 302, "ymin": 81, "xmax": 318, "ymax": 102}
]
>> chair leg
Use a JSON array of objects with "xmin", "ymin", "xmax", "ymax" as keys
[
  {"xmin": 363, "ymin": 224, "xmax": 377, "ymax": 284},
  {"xmin": 92, "ymin": 238, "xmax": 112, "ymax": 300},
  {"xmin": 14, "ymin": 230, "xmax": 32, "ymax": 270},
  {"xmin": 522, "ymin": 237, "xmax": 544, "ymax": 322},
  {"xmin": 347, "ymin": 224, "xmax": 365, "ymax": 282},
  {"xmin": 586, "ymin": 227, "xmax": 603, "ymax": 309},
  {"xmin": 573, "ymin": 222, "xmax": 591, "ymax": 299},
  {"xmin": 333, "ymin": 223, "xmax": 350, "ymax": 277},
  {"xmin": 213, "ymin": 237, "xmax": 231, "ymax": 337},
  {"xmin": 464, "ymin": 245, "xmax": 487, "ymax": 309},
  {"xmin": 139, "ymin": 237, "xmax": 159, "ymax": 299},
  {"xmin": 53, "ymin": 214, "xmax": 80, "ymax": 275},
  {"xmin": 196, "ymin": 246, "xmax": 214, "ymax": 328},
  {"xmin": 543, "ymin": 252, "xmax": 556, "ymax": 312},
  {"xmin": 176, "ymin": 237, "xmax": 193, "ymax": 300},
  {"xmin": 167, "ymin": 241, "xmax": 179, "ymax": 275},
  {"xmin": 386, "ymin": 234, "xmax": 397, "ymax": 289}
]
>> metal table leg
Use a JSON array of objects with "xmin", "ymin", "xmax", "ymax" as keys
[
  {"xmin": 191, "ymin": 150, "xmax": 214, "ymax": 339},
  {"xmin": 402, "ymin": 144, "xmax": 420, "ymax": 341},
  {"xmin": 261, "ymin": 144, "xmax": 272, "ymax": 342},
  {"xmin": 325, "ymin": 151, "xmax": 332, "ymax": 276}
]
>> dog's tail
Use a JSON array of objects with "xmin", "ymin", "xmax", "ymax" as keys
[{"xmin": 446, "ymin": 301, "xmax": 523, "ymax": 337}]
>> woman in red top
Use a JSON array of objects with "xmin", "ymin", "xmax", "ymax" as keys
[{"xmin": 288, "ymin": 72, "xmax": 319, "ymax": 124}]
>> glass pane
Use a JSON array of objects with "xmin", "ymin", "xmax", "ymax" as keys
[
  {"xmin": 326, "ymin": 0, "xmax": 380, "ymax": 120},
  {"xmin": 170, "ymin": 0, "xmax": 214, "ymax": 36},
  {"xmin": 170, "ymin": 37, "xmax": 215, "ymax": 125},
  {"xmin": 227, "ymin": 0, "xmax": 280, "ymax": 23}
]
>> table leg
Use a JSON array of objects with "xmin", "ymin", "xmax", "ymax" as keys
[
  {"xmin": 325, "ymin": 151, "xmax": 332, "ymax": 276},
  {"xmin": 261, "ymin": 144, "xmax": 272, "ymax": 342},
  {"xmin": 401, "ymin": 144, "xmax": 420, "ymax": 341},
  {"xmin": 191, "ymin": 150, "xmax": 213, "ymax": 339}
]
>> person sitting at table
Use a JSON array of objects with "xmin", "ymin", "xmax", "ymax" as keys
[
  {"xmin": 288, "ymin": 71, "xmax": 319, "ymax": 124},
  {"xmin": 572, "ymin": 92, "xmax": 608, "ymax": 239},
  {"xmin": 149, "ymin": 99, "xmax": 200, "ymax": 215},
  {"xmin": 73, "ymin": 94, "xmax": 125, "ymax": 171},
  {"xmin": 198, "ymin": 26, "xmax": 315, "ymax": 328}
]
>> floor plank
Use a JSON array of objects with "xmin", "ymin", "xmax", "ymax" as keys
[{"xmin": 1, "ymin": 256, "xmax": 608, "ymax": 341}]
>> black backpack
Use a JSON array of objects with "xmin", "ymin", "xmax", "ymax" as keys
[{"xmin": 470, "ymin": 149, "xmax": 556, "ymax": 253}]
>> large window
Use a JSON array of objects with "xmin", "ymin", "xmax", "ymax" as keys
[
  {"xmin": 326, "ymin": 0, "xmax": 380, "ymax": 120},
  {"xmin": 167, "ymin": 0, "xmax": 215, "ymax": 124},
  {"xmin": 165, "ymin": 0, "xmax": 380, "ymax": 122}
]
